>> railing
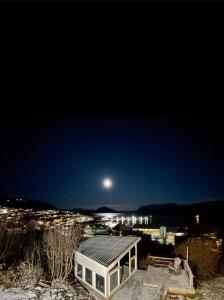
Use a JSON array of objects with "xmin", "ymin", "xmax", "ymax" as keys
[
  {"xmin": 148, "ymin": 256, "xmax": 175, "ymax": 267},
  {"xmin": 148, "ymin": 256, "xmax": 194, "ymax": 291},
  {"xmin": 183, "ymin": 260, "xmax": 194, "ymax": 289}
]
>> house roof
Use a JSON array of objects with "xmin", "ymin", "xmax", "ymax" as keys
[{"xmin": 77, "ymin": 236, "xmax": 141, "ymax": 267}]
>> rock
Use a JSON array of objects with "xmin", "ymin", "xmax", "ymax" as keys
[{"xmin": 67, "ymin": 293, "xmax": 73, "ymax": 297}]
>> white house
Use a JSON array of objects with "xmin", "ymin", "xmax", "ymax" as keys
[{"xmin": 75, "ymin": 236, "xmax": 141, "ymax": 299}]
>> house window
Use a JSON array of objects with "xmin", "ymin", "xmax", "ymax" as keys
[
  {"xmin": 96, "ymin": 274, "xmax": 105, "ymax": 294},
  {"xmin": 85, "ymin": 268, "xmax": 92, "ymax": 285},
  {"xmin": 120, "ymin": 252, "xmax": 129, "ymax": 283},
  {"xmin": 109, "ymin": 263, "xmax": 118, "ymax": 273},
  {"xmin": 77, "ymin": 263, "xmax": 83, "ymax": 279},
  {"xmin": 110, "ymin": 271, "xmax": 118, "ymax": 292}
]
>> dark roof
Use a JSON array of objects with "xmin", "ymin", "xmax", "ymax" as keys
[{"xmin": 77, "ymin": 236, "xmax": 140, "ymax": 267}]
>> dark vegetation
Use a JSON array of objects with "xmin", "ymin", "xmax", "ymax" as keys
[
  {"xmin": 175, "ymin": 237, "xmax": 222, "ymax": 281},
  {"xmin": 137, "ymin": 234, "xmax": 175, "ymax": 259},
  {"xmin": 0, "ymin": 222, "xmax": 82, "ymax": 288}
]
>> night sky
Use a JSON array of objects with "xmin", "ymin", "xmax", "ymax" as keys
[{"xmin": 0, "ymin": 115, "xmax": 224, "ymax": 210}]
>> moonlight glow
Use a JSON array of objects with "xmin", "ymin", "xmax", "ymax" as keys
[{"xmin": 102, "ymin": 178, "xmax": 113, "ymax": 189}]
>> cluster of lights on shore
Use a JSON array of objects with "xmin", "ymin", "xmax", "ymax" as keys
[{"xmin": 116, "ymin": 215, "xmax": 150, "ymax": 225}]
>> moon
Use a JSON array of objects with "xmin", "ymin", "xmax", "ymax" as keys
[{"xmin": 102, "ymin": 177, "xmax": 113, "ymax": 189}]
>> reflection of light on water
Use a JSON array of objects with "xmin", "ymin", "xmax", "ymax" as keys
[
  {"xmin": 94, "ymin": 213, "xmax": 152, "ymax": 225},
  {"xmin": 94, "ymin": 213, "xmax": 122, "ymax": 218}
]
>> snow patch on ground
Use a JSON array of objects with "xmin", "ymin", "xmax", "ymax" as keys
[
  {"xmin": 2, "ymin": 276, "xmax": 224, "ymax": 300},
  {"xmin": 185, "ymin": 277, "xmax": 224, "ymax": 300},
  {"xmin": 0, "ymin": 280, "xmax": 94, "ymax": 300},
  {"xmin": 0, "ymin": 286, "xmax": 37, "ymax": 300}
]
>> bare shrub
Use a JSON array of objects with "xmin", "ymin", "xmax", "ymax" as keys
[
  {"xmin": 0, "ymin": 240, "xmax": 44, "ymax": 289},
  {"xmin": 0, "ymin": 269, "xmax": 18, "ymax": 288},
  {"xmin": 18, "ymin": 241, "xmax": 43, "ymax": 288},
  {"xmin": 43, "ymin": 224, "xmax": 82, "ymax": 280},
  {"xmin": 0, "ymin": 224, "xmax": 17, "ymax": 263},
  {"xmin": 175, "ymin": 237, "xmax": 221, "ymax": 280}
]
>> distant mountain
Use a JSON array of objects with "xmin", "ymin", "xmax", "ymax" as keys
[
  {"xmin": 0, "ymin": 196, "xmax": 57, "ymax": 210},
  {"xmin": 69, "ymin": 206, "xmax": 117, "ymax": 214},
  {"xmin": 137, "ymin": 203, "xmax": 179, "ymax": 212},
  {"xmin": 94, "ymin": 206, "xmax": 117, "ymax": 213},
  {"xmin": 70, "ymin": 208, "xmax": 87, "ymax": 214},
  {"xmin": 137, "ymin": 200, "xmax": 224, "ymax": 227}
]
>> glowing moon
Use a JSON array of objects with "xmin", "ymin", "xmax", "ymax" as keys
[{"xmin": 102, "ymin": 178, "xmax": 113, "ymax": 189}]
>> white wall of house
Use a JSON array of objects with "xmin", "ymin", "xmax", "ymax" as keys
[
  {"xmin": 75, "ymin": 251, "xmax": 107, "ymax": 277},
  {"xmin": 75, "ymin": 251, "xmax": 107, "ymax": 298}
]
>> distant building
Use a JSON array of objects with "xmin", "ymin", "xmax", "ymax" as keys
[
  {"xmin": 75, "ymin": 236, "xmax": 141, "ymax": 299},
  {"xmin": 132, "ymin": 225, "xmax": 184, "ymax": 245},
  {"xmin": 133, "ymin": 226, "xmax": 161, "ymax": 238}
]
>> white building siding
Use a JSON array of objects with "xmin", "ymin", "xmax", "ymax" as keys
[{"xmin": 75, "ymin": 251, "xmax": 107, "ymax": 277}]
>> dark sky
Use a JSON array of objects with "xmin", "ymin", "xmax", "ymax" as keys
[{"xmin": 0, "ymin": 115, "xmax": 224, "ymax": 210}]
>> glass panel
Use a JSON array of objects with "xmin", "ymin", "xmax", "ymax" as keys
[
  {"xmin": 131, "ymin": 246, "xmax": 135, "ymax": 257},
  {"xmin": 77, "ymin": 263, "xmax": 82, "ymax": 278},
  {"xmin": 85, "ymin": 268, "xmax": 92, "ymax": 285},
  {"xmin": 120, "ymin": 253, "xmax": 129, "ymax": 283},
  {"xmin": 96, "ymin": 274, "xmax": 105, "ymax": 294},
  {"xmin": 109, "ymin": 263, "xmax": 118, "ymax": 273},
  {"xmin": 110, "ymin": 271, "xmax": 118, "ymax": 292},
  {"xmin": 131, "ymin": 258, "xmax": 135, "ymax": 272}
]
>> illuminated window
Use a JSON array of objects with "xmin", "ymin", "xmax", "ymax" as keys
[
  {"xmin": 96, "ymin": 274, "xmax": 105, "ymax": 294},
  {"xmin": 77, "ymin": 263, "xmax": 82, "ymax": 278},
  {"xmin": 85, "ymin": 268, "xmax": 92, "ymax": 285}
]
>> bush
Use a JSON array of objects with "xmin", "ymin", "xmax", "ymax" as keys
[
  {"xmin": 175, "ymin": 237, "xmax": 221, "ymax": 280},
  {"xmin": 0, "ymin": 269, "xmax": 19, "ymax": 288},
  {"xmin": 0, "ymin": 225, "xmax": 18, "ymax": 263},
  {"xmin": 0, "ymin": 223, "xmax": 83, "ymax": 287},
  {"xmin": 43, "ymin": 224, "xmax": 82, "ymax": 280},
  {"xmin": 0, "ymin": 224, "xmax": 33, "ymax": 266},
  {"xmin": 18, "ymin": 241, "xmax": 44, "ymax": 288},
  {"xmin": 0, "ymin": 241, "xmax": 44, "ymax": 289},
  {"xmin": 147, "ymin": 257, "xmax": 155, "ymax": 266}
]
